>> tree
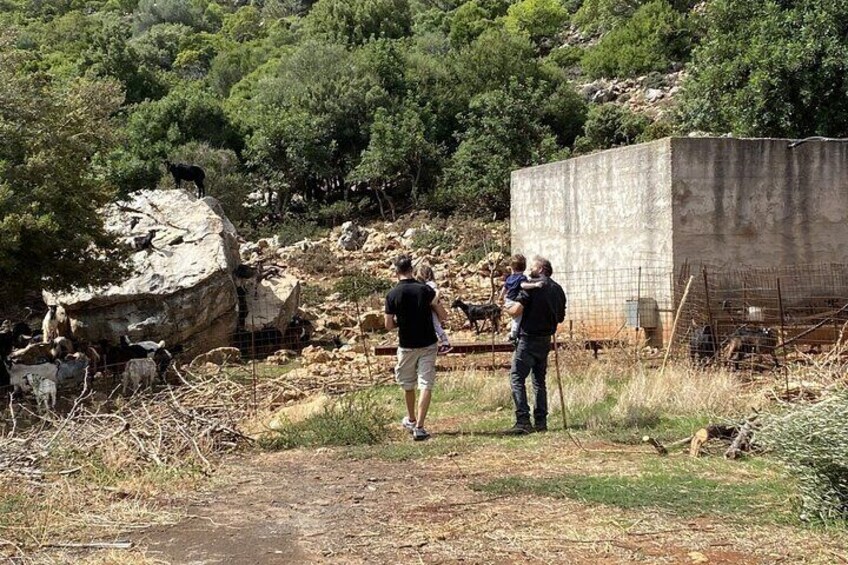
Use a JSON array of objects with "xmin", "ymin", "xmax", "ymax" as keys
[
  {"xmin": 349, "ymin": 102, "xmax": 438, "ymax": 218},
  {"xmin": 437, "ymin": 81, "xmax": 563, "ymax": 215},
  {"xmin": 679, "ymin": 0, "xmax": 848, "ymax": 138},
  {"xmin": 0, "ymin": 42, "xmax": 129, "ymax": 306},
  {"xmin": 304, "ymin": 0, "xmax": 413, "ymax": 45}
]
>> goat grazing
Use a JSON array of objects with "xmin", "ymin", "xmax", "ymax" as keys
[
  {"xmin": 723, "ymin": 326, "xmax": 780, "ymax": 369},
  {"xmin": 51, "ymin": 336, "xmax": 75, "ymax": 359},
  {"xmin": 131, "ymin": 229, "xmax": 158, "ymax": 251},
  {"xmin": 26, "ymin": 373, "xmax": 57, "ymax": 412},
  {"xmin": 451, "ymin": 299, "xmax": 502, "ymax": 334},
  {"xmin": 165, "ymin": 160, "xmax": 206, "ymax": 198},
  {"xmin": 122, "ymin": 357, "xmax": 158, "ymax": 395}
]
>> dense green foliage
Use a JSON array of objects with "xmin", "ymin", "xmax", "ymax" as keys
[
  {"xmin": 680, "ymin": 0, "xmax": 848, "ymax": 137},
  {"xmin": 0, "ymin": 42, "xmax": 130, "ymax": 304},
  {"xmin": 582, "ymin": 0, "xmax": 692, "ymax": 78},
  {"xmin": 4, "ymin": 0, "xmax": 848, "ymax": 301}
]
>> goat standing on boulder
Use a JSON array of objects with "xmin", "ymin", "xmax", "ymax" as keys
[{"xmin": 165, "ymin": 160, "xmax": 206, "ymax": 198}]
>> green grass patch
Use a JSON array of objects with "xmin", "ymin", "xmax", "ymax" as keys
[
  {"xmin": 474, "ymin": 462, "xmax": 794, "ymax": 523},
  {"xmin": 261, "ymin": 392, "xmax": 393, "ymax": 450}
]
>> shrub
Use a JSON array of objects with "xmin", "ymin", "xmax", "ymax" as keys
[
  {"xmin": 333, "ymin": 271, "xmax": 392, "ymax": 301},
  {"xmin": 758, "ymin": 393, "xmax": 848, "ymax": 522},
  {"xmin": 581, "ymin": 0, "xmax": 691, "ymax": 78},
  {"xmin": 315, "ymin": 200, "xmax": 355, "ymax": 227},
  {"xmin": 289, "ymin": 243, "xmax": 339, "ymax": 275},
  {"xmin": 503, "ymin": 0, "xmax": 569, "ymax": 44},
  {"xmin": 572, "ymin": 0, "xmax": 646, "ymax": 34},
  {"xmin": 261, "ymin": 393, "xmax": 393, "ymax": 449},
  {"xmin": 300, "ymin": 283, "xmax": 330, "ymax": 307},
  {"xmin": 277, "ymin": 217, "xmax": 321, "ymax": 246},
  {"xmin": 573, "ymin": 103, "xmax": 649, "ymax": 154},
  {"xmin": 411, "ymin": 229, "xmax": 456, "ymax": 251}
]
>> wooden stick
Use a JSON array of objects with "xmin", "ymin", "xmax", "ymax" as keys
[
  {"xmin": 552, "ymin": 332, "xmax": 583, "ymax": 450},
  {"xmin": 660, "ymin": 275, "xmax": 694, "ymax": 376},
  {"xmin": 45, "ymin": 541, "xmax": 133, "ymax": 550}
]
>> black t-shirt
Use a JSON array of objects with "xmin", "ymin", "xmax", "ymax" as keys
[
  {"xmin": 517, "ymin": 277, "xmax": 567, "ymax": 338},
  {"xmin": 385, "ymin": 279, "xmax": 438, "ymax": 349}
]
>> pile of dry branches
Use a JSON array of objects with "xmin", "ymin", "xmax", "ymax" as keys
[{"xmin": 1, "ymin": 367, "xmax": 265, "ymax": 480}]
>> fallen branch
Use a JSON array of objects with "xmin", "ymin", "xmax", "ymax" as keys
[{"xmin": 44, "ymin": 541, "xmax": 133, "ymax": 550}]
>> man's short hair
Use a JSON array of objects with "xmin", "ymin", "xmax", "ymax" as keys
[
  {"xmin": 510, "ymin": 254, "xmax": 526, "ymax": 272},
  {"xmin": 394, "ymin": 254, "xmax": 414, "ymax": 275},
  {"xmin": 534, "ymin": 256, "xmax": 553, "ymax": 277}
]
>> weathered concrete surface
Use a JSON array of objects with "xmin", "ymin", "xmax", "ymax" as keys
[
  {"xmin": 45, "ymin": 190, "xmax": 241, "ymax": 351},
  {"xmin": 671, "ymin": 137, "xmax": 848, "ymax": 270},
  {"xmin": 511, "ymin": 137, "xmax": 848, "ymax": 340},
  {"xmin": 511, "ymin": 139, "xmax": 674, "ymax": 338}
]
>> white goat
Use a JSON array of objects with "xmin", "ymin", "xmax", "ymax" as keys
[
  {"xmin": 122, "ymin": 358, "xmax": 158, "ymax": 395},
  {"xmin": 42, "ymin": 305, "xmax": 70, "ymax": 343},
  {"xmin": 25, "ymin": 373, "xmax": 57, "ymax": 412},
  {"xmin": 51, "ymin": 336, "xmax": 75, "ymax": 359},
  {"xmin": 9, "ymin": 362, "xmax": 58, "ymax": 394}
]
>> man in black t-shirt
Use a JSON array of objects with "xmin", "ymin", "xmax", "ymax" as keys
[
  {"xmin": 504, "ymin": 256, "xmax": 567, "ymax": 434},
  {"xmin": 385, "ymin": 255, "xmax": 448, "ymax": 441}
]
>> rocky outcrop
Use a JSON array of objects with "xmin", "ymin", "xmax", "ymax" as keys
[
  {"xmin": 44, "ymin": 190, "xmax": 241, "ymax": 351},
  {"xmin": 338, "ymin": 221, "xmax": 368, "ymax": 251},
  {"xmin": 241, "ymin": 275, "xmax": 301, "ymax": 333}
]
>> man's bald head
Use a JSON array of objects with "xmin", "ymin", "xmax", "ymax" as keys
[{"xmin": 531, "ymin": 256, "xmax": 553, "ymax": 277}]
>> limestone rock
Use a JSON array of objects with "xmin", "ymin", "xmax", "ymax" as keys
[
  {"xmin": 338, "ymin": 221, "xmax": 368, "ymax": 251},
  {"xmin": 190, "ymin": 347, "xmax": 242, "ymax": 368},
  {"xmin": 302, "ymin": 345, "xmax": 331, "ymax": 364},
  {"xmin": 359, "ymin": 310, "xmax": 385, "ymax": 333},
  {"xmin": 241, "ymin": 275, "xmax": 301, "ymax": 333},
  {"xmin": 43, "ymin": 190, "xmax": 240, "ymax": 351}
]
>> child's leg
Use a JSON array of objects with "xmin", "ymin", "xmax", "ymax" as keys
[{"xmin": 432, "ymin": 312, "xmax": 450, "ymax": 345}]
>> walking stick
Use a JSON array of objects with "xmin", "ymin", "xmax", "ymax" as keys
[{"xmin": 552, "ymin": 332, "xmax": 584, "ymax": 450}]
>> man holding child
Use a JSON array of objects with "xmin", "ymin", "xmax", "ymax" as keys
[{"xmin": 504, "ymin": 256, "xmax": 567, "ymax": 435}]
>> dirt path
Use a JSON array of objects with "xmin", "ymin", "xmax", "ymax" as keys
[{"xmin": 133, "ymin": 441, "xmax": 845, "ymax": 565}]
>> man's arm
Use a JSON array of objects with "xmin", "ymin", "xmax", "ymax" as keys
[
  {"xmin": 557, "ymin": 287, "xmax": 567, "ymax": 323},
  {"xmin": 431, "ymin": 301, "xmax": 448, "ymax": 323},
  {"xmin": 384, "ymin": 314, "xmax": 397, "ymax": 330}
]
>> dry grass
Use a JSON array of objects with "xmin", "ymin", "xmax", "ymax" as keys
[{"xmin": 611, "ymin": 363, "xmax": 757, "ymax": 426}]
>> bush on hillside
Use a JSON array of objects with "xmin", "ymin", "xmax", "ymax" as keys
[
  {"xmin": 581, "ymin": 0, "xmax": 692, "ymax": 78},
  {"xmin": 572, "ymin": 103, "xmax": 649, "ymax": 154}
]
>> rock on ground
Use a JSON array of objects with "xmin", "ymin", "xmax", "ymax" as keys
[{"xmin": 44, "ymin": 190, "xmax": 241, "ymax": 351}]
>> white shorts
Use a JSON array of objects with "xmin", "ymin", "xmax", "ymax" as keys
[{"xmin": 395, "ymin": 344, "xmax": 438, "ymax": 391}]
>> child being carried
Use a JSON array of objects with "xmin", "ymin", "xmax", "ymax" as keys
[
  {"xmin": 415, "ymin": 264, "xmax": 453, "ymax": 354},
  {"xmin": 499, "ymin": 254, "xmax": 544, "ymax": 342}
]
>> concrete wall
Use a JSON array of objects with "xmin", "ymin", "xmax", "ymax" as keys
[
  {"xmin": 671, "ymin": 137, "xmax": 848, "ymax": 271},
  {"xmin": 511, "ymin": 139, "xmax": 674, "ymax": 338}
]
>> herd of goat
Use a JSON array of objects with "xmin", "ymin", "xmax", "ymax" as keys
[{"xmin": 0, "ymin": 306, "xmax": 174, "ymax": 412}]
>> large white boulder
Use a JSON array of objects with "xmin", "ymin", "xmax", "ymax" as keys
[
  {"xmin": 241, "ymin": 275, "xmax": 301, "ymax": 333},
  {"xmin": 44, "ymin": 190, "xmax": 241, "ymax": 351}
]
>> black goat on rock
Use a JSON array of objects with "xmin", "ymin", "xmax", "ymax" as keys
[
  {"xmin": 165, "ymin": 160, "xmax": 206, "ymax": 198},
  {"xmin": 451, "ymin": 299, "xmax": 502, "ymax": 334}
]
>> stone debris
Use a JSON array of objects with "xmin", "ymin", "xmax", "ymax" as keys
[{"xmin": 338, "ymin": 221, "xmax": 369, "ymax": 251}]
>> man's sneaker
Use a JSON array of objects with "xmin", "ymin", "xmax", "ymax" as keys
[
  {"xmin": 504, "ymin": 422, "xmax": 534, "ymax": 435},
  {"xmin": 413, "ymin": 427, "xmax": 431, "ymax": 441},
  {"xmin": 534, "ymin": 423, "xmax": 548, "ymax": 433},
  {"xmin": 401, "ymin": 416, "xmax": 416, "ymax": 433},
  {"xmin": 438, "ymin": 344, "xmax": 453, "ymax": 355}
]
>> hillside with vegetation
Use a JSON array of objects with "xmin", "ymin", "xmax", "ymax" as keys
[{"xmin": 2, "ymin": 0, "xmax": 847, "ymax": 301}]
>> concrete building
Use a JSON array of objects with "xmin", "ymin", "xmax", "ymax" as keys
[{"xmin": 510, "ymin": 137, "xmax": 848, "ymax": 343}]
